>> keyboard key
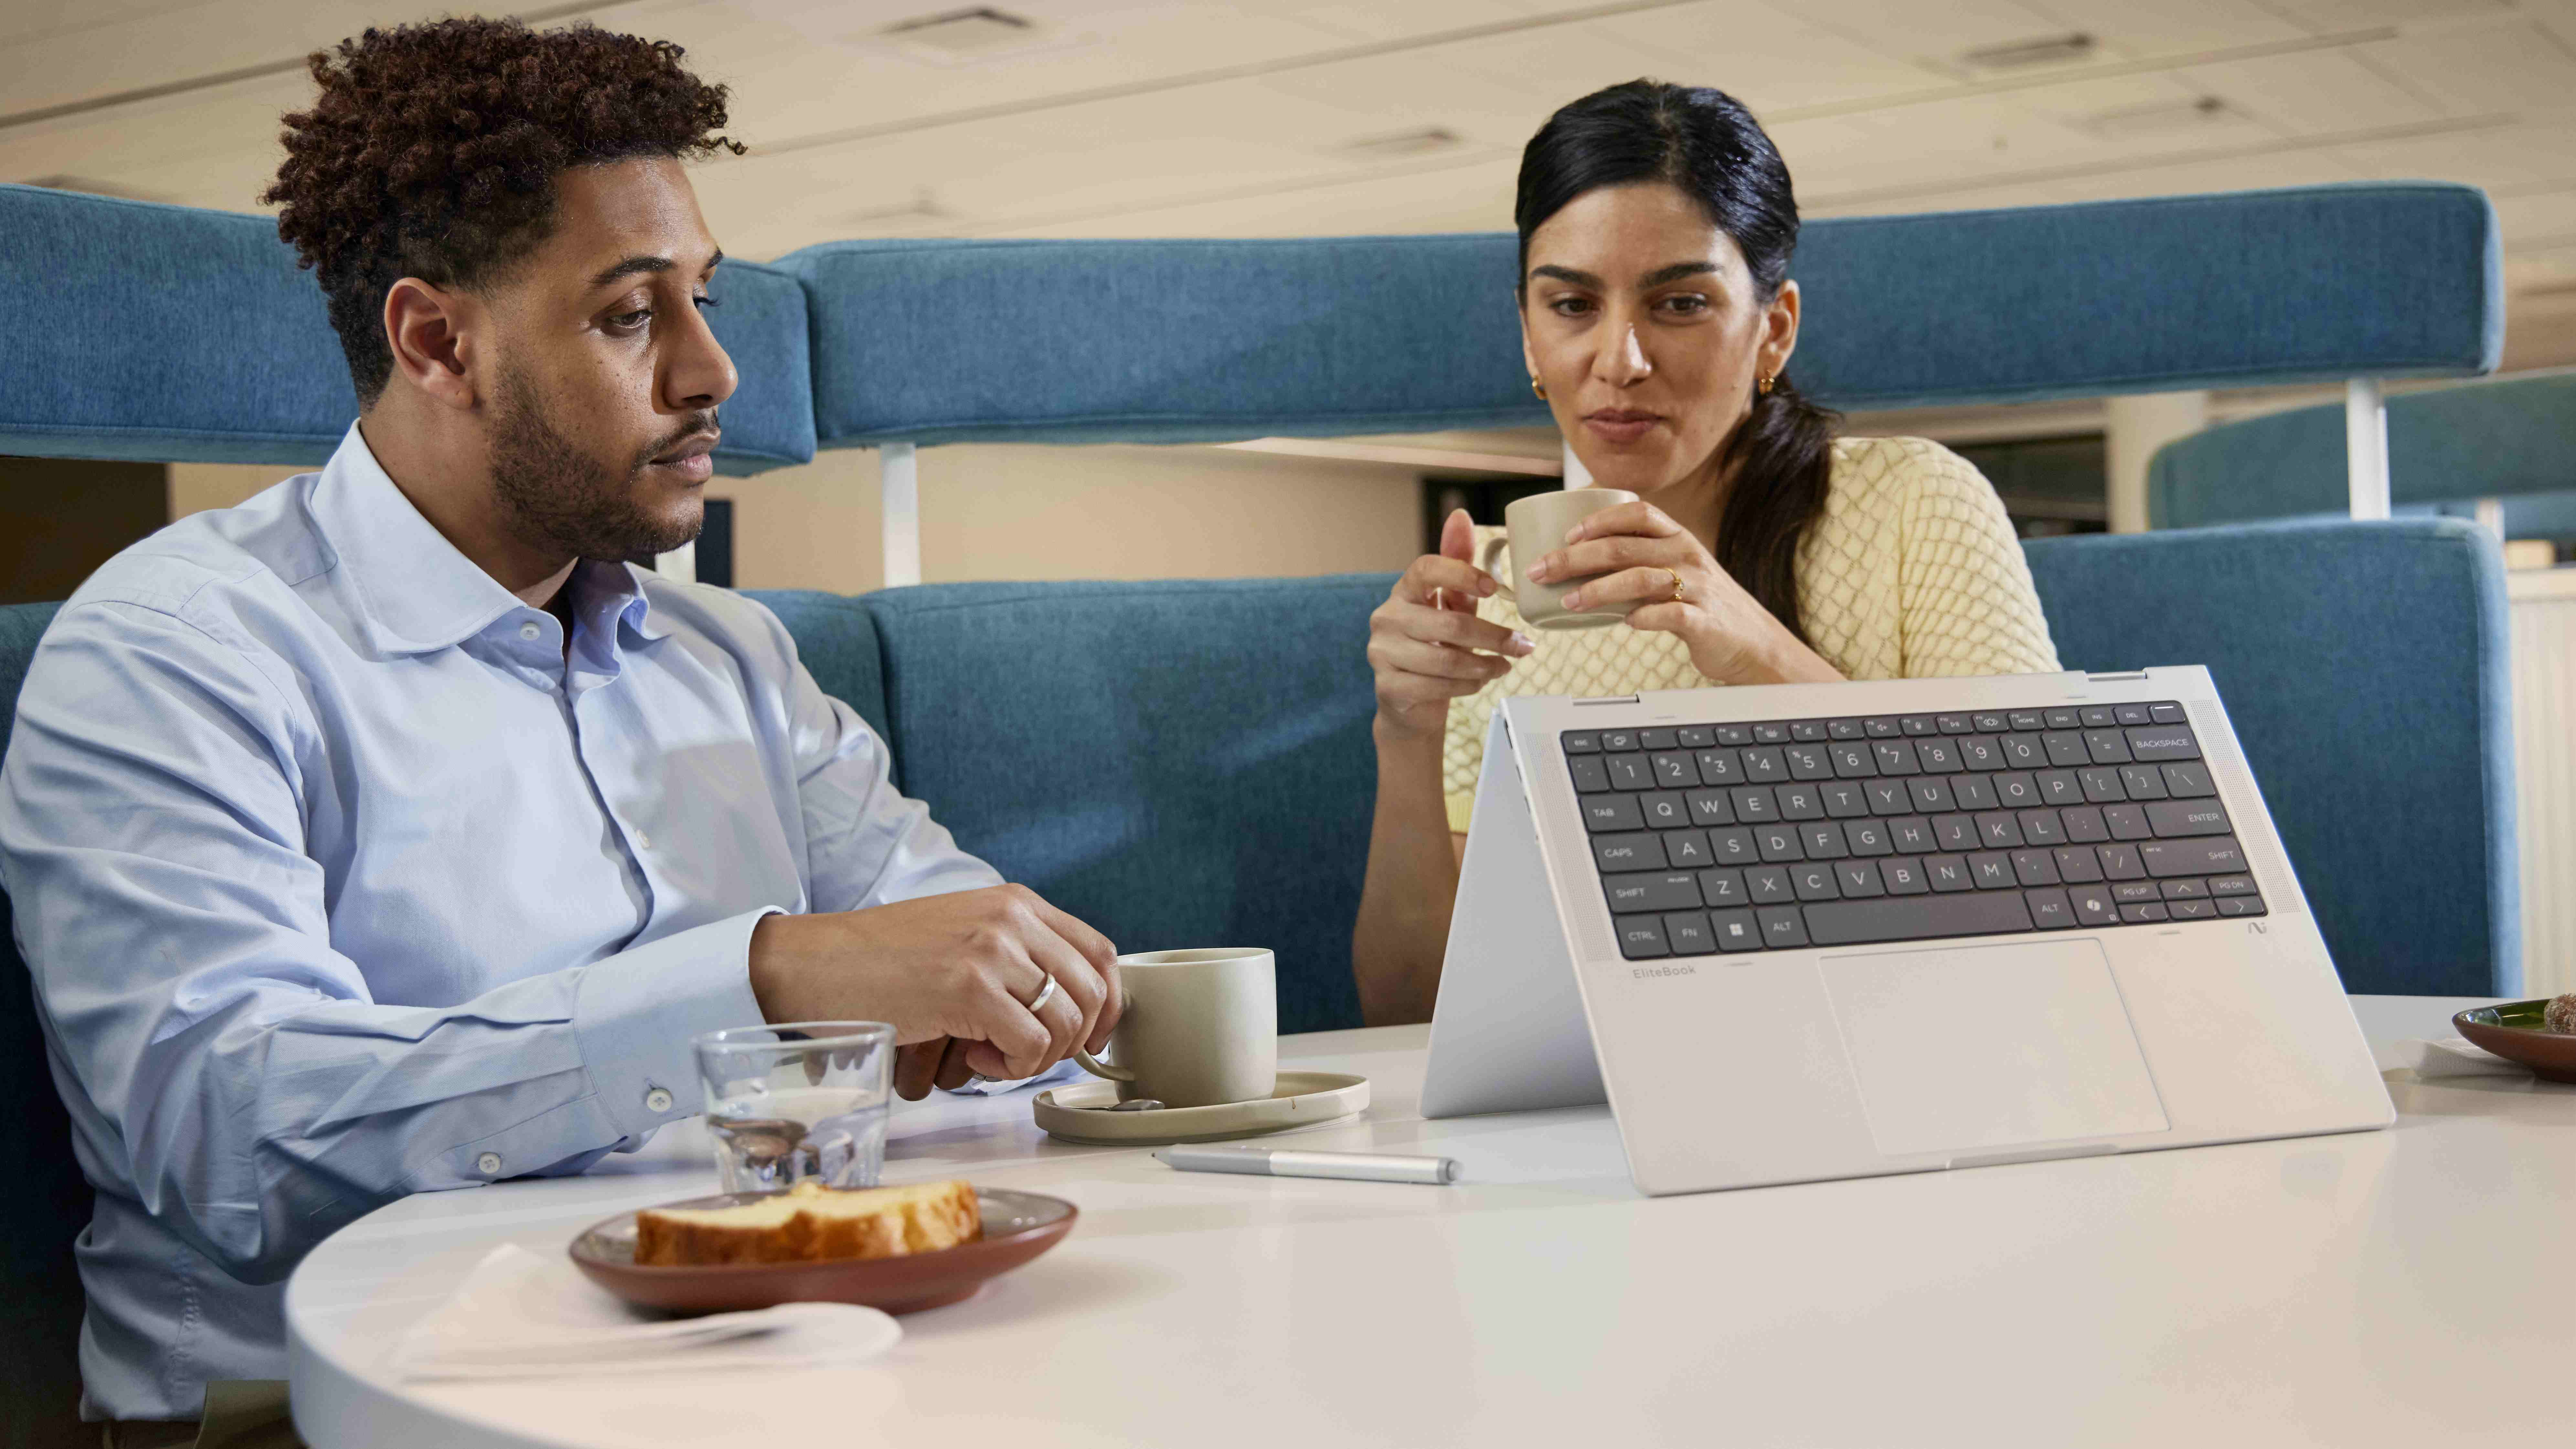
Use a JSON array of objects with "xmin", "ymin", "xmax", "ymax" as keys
[
  {"xmin": 2001, "ymin": 734, "xmax": 2046, "ymax": 768},
  {"xmin": 1710, "ymin": 827, "xmax": 1759, "ymax": 865},
  {"xmin": 2008, "ymin": 711, "xmax": 2045, "ymax": 731},
  {"xmin": 2044, "ymin": 709, "xmax": 2080, "ymax": 730},
  {"xmin": 1973, "ymin": 713, "xmax": 2008, "ymax": 732},
  {"xmin": 1881, "ymin": 858, "xmax": 1930, "ymax": 895},
  {"xmin": 1695, "ymin": 749, "xmax": 1743, "ymax": 785},
  {"xmin": 2026, "ymin": 888, "xmax": 2075, "ymax": 929},
  {"xmin": 2167, "ymin": 899, "xmax": 2216, "ymax": 920},
  {"xmin": 2125, "ymin": 724, "xmax": 2199, "ymax": 762},
  {"xmin": 1803, "ymin": 891, "xmax": 2035, "ymax": 946},
  {"xmin": 1712, "ymin": 909, "xmax": 1764, "ymax": 951},
  {"xmin": 1901, "ymin": 716, "xmax": 1936, "ymax": 736},
  {"xmin": 1752, "ymin": 723, "xmax": 1790, "ymax": 744},
  {"xmin": 1746, "ymin": 865, "xmax": 1794, "ymax": 903},
  {"xmin": 2104, "ymin": 804, "xmax": 2153, "ymax": 841},
  {"xmin": 1889, "ymin": 817, "xmax": 1935, "ymax": 854},
  {"xmin": 1827, "ymin": 718, "xmax": 1865, "ymax": 740},
  {"xmin": 2078, "ymin": 768, "xmax": 2127, "ymax": 803},
  {"xmin": 1616, "ymin": 916, "xmax": 1670, "ymax": 959},
  {"xmin": 2112, "ymin": 881, "xmax": 2162, "ymax": 904},
  {"xmin": 2061, "ymin": 806, "xmax": 2110, "ymax": 843},
  {"xmin": 1829, "ymin": 743, "xmax": 1877, "ymax": 777},
  {"xmin": 1950, "ymin": 775, "xmax": 1999, "ymax": 811},
  {"xmin": 1871, "ymin": 739, "xmax": 1923, "ymax": 775},
  {"xmin": 1784, "ymin": 744, "xmax": 1834, "ymax": 780},
  {"xmin": 1664, "ymin": 911, "xmax": 1719, "ymax": 955},
  {"xmin": 2053, "ymin": 846, "xmax": 2105, "ymax": 884},
  {"xmin": 1640, "ymin": 792, "xmax": 1688, "ymax": 828},
  {"xmin": 1601, "ymin": 730, "xmax": 1638, "ymax": 752},
  {"xmin": 1640, "ymin": 729, "xmax": 1677, "ymax": 751},
  {"xmin": 1994, "ymin": 772, "xmax": 2039, "ymax": 808},
  {"xmin": 2215, "ymin": 896, "xmax": 2268, "ymax": 918},
  {"xmin": 1686, "ymin": 789, "xmax": 1736, "ymax": 826},
  {"xmin": 1976, "ymin": 812, "xmax": 2026, "ymax": 848},
  {"xmin": 1593, "ymin": 832, "xmax": 1666, "ymax": 871},
  {"xmin": 2082, "ymin": 730, "xmax": 2134, "ymax": 764},
  {"xmin": 1914, "ymin": 738, "xmax": 1962, "ymax": 773},
  {"xmin": 2161, "ymin": 762, "xmax": 2217, "ymax": 798},
  {"xmin": 1698, "ymin": 868, "xmax": 1748, "ymax": 907},
  {"xmin": 1846, "ymin": 819, "xmax": 1894, "ymax": 856},
  {"xmin": 1731, "ymin": 787, "xmax": 1779, "ymax": 823},
  {"xmin": 1865, "ymin": 780, "xmax": 1912, "ymax": 815},
  {"xmin": 1663, "ymin": 830, "xmax": 1714, "ymax": 868},
  {"xmin": 2118, "ymin": 902, "xmax": 2170, "ymax": 924},
  {"xmin": 1564, "ymin": 732, "xmax": 1601, "ymax": 753},
  {"xmin": 2037, "ymin": 771, "xmax": 2083, "ymax": 806},
  {"xmin": 1908, "ymin": 777, "xmax": 1956, "ymax": 813},
  {"xmin": 2097, "ymin": 843, "xmax": 2146, "ymax": 879},
  {"xmin": 1604, "ymin": 871, "xmax": 1703, "ymax": 913},
  {"xmin": 1607, "ymin": 753, "xmax": 1653, "ymax": 789},
  {"xmin": 1836, "ymin": 861, "xmax": 1887, "ymax": 898},
  {"xmin": 2080, "ymin": 706, "xmax": 2117, "ymax": 728},
  {"xmin": 2115, "ymin": 704, "xmax": 2152, "ymax": 726},
  {"xmin": 1758, "ymin": 905, "xmax": 1812, "ymax": 948},
  {"xmin": 1570, "ymin": 756, "xmax": 1612, "ymax": 793},
  {"xmin": 2042, "ymin": 731, "xmax": 2090, "ymax": 768},
  {"xmin": 1793, "ymin": 864, "xmax": 1841, "ymax": 900},
  {"xmin": 1932, "ymin": 814, "xmax": 1976, "ymax": 851},
  {"xmin": 1800, "ymin": 822, "xmax": 1850, "ymax": 859},
  {"xmin": 1969, "ymin": 852, "xmax": 2017, "ymax": 889},
  {"xmin": 1822, "ymin": 781, "xmax": 1869, "ymax": 818},
  {"xmin": 2069, "ymin": 886, "xmax": 2118, "ymax": 926},
  {"xmin": 1926, "ymin": 855, "xmax": 1975, "ymax": 891},
  {"xmin": 2160, "ymin": 878, "xmax": 2208, "ymax": 899},
  {"xmin": 1757, "ymin": 826, "xmax": 1805, "ymax": 862},
  {"xmin": 1957, "ymin": 736, "xmax": 2003, "ymax": 771},
  {"xmin": 1777, "ymin": 784, "xmax": 1825, "ymax": 821},
  {"xmin": 1742, "ymin": 747, "xmax": 1787, "ymax": 783},
  {"xmin": 2116, "ymin": 764, "xmax": 2169, "ymax": 800},
  {"xmin": 2208, "ymin": 874, "xmax": 2257, "ymax": 896},
  {"xmin": 1865, "ymin": 717, "xmax": 1901, "ymax": 738},
  {"xmin": 2150, "ymin": 703, "xmax": 2187, "ymax": 725},
  {"xmin": 1936, "ymin": 713, "xmax": 1971, "ymax": 734},
  {"xmin": 1716, "ymin": 725, "xmax": 1753, "ymax": 746},
  {"xmin": 2012, "ymin": 849, "xmax": 2061, "ymax": 887},
  {"xmin": 2146, "ymin": 799, "xmax": 2231, "ymax": 837},
  {"xmin": 1791, "ymin": 721, "xmax": 1827, "ymax": 742},
  {"xmin": 1652, "ymin": 751, "xmax": 1699, "ymax": 787},
  {"xmin": 2139, "ymin": 836, "xmax": 2249, "ymax": 878},
  {"xmin": 2018, "ymin": 807, "xmax": 2066, "ymax": 846},
  {"xmin": 1584, "ymin": 795, "xmax": 1644, "ymax": 833},
  {"xmin": 1678, "ymin": 727, "xmax": 1715, "ymax": 749}
]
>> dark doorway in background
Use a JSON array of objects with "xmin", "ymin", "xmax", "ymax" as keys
[{"xmin": 1, "ymin": 456, "xmax": 168, "ymax": 605}]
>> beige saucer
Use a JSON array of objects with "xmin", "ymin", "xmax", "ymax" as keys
[{"xmin": 1034, "ymin": 1071, "xmax": 1369, "ymax": 1146}]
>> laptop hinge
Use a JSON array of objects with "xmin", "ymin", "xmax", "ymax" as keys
[
  {"xmin": 1573, "ymin": 695, "xmax": 1643, "ymax": 706},
  {"xmin": 2084, "ymin": 671, "xmax": 2150, "ymax": 683}
]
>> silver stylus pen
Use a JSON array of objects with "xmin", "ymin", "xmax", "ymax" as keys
[{"xmin": 1154, "ymin": 1145, "xmax": 1459, "ymax": 1185}]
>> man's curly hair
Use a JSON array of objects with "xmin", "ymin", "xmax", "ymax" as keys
[{"xmin": 262, "ymin": 17, "xmax": 742, "ymax": 405}]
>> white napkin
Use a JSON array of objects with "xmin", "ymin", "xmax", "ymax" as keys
[
  {"xmin": 946, "ymin": 1056, "xmax": 1084, "ymax": 1096},
  {"xmin": 389, "ymin": 1245, "xmax": 901, "ymax": 1381},
  {"xmin": 2390, "ymin": 1037, "xmax": 2532, "ymax": 1078}
]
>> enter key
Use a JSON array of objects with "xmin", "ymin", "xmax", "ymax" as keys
[{"xmin": 2145, "ymin": 799, "xmax": 2231, "ymax": 837}]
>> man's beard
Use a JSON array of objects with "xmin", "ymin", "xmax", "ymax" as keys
[{"xmin": 489, "ymin": 365, "xmax": 712, "ymax": 561}]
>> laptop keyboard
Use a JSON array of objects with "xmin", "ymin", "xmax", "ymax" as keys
[{"xmin": 1561, "ymin": 703, "xmax": 2266, "ymax": 960}]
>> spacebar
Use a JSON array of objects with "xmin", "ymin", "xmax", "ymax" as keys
[{"xmin": 1803, "ymin": 893, "xmax": 2035, "ymax": 946}]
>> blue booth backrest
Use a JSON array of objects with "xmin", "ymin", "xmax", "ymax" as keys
[{"xmin": 2026, "ymin": 519, "xmax": 2514, "ymax": 996}]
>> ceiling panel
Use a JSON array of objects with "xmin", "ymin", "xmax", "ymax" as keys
[
  {"xmin": 2328, "ymin": 120, "xmax": 2576, "ymax": 191},
  {"xmin": 2353, "ymin": 17, "xmax": 2576, "ymax": 116},
  {"xmin": 2261, "ymin": 0, "xmax": 2511, "ymax": 30},
  {"xmin": 2172, "ymin": 47, "xmax": 2447, "ymax": 134},
  {"xmin": 2017, "ymin": 0, "xmax": 2306, "ymax": 58},
  {"xmin": 2495, "ymin": 185, "xmax": 2576, "ymax": 247},
  {"xmin": 1786, "ymin": 0, "xmax": 2067, "ymax": 74},
  {"xmin": 1583, "ymin": 2, "xmax": 1950, "ymax": 112},
  {"xmin": 0, "ymin": 0, "xmax": 221, "ymax": 47},
  {"xmin": 982, "ymin": 152, "xmax": 1521, "ymax": 238}
]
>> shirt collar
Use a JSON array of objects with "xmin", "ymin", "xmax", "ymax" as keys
[{"xmin": 310, "ymin": 422, "xmax": 672, "ymax": 655}]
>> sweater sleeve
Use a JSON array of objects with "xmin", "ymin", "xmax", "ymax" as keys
[{"xmin": 1890, "ymin": 440, "xmax": 2063, "ymax": 678}]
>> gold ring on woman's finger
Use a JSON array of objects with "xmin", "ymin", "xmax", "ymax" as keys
[{"xmin": 1665, "ymin": 567, "xmax": 1687, "ymax": 603}]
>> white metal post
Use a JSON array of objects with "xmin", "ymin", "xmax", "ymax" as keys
[
  {"xmin": 2344, "ymin": 377, "xmax": 2391, "ymax": 520},
  {"xmin": 2104, "ymin": 390, "xmax": 2209, "ymax": 534},
  {"xmin": 2475, "ymin": 497, "xmax": 2505, "ymax": 538},
  {"xmin": 880, "ymin": 441, "xmax": 920, "ymax": 588}
]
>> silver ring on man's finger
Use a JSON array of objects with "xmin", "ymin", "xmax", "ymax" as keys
[{"xmin": 1023, "ymin": 974, "xmax": 1060, "ymax": 1015}]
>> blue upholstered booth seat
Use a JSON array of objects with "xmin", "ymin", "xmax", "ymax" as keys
[
  {"xmin": 0, "ymin": 184, "xmax": 818, "ymax": 475},
  {"xmin": 2151, "ymin": 369, "xmax": 2576, "ymax": 529},
  {"xmin": 777, "ymin": 183, "xmax": 2501, "ymax": 446}
]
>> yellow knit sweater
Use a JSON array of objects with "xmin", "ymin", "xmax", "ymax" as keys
[{"xmin": 1443, "ymin": 436, "xmax": 2061, "ymax": 831}]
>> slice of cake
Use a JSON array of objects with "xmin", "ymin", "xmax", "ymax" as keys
[{"xmin": 635, "ymin": 1179, "xmax": 981, "ymax": 1266}]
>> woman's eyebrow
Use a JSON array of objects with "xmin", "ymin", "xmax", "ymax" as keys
[
  {"xmin": 1528, "ymin": 264, "xmax": 1602, "ymax": 287},
  {"xmin": 1639, "ymin": 261, "xmax": 1719, "ymax": 288}
]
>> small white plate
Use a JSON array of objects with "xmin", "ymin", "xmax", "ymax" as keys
[{"xmin": 1033, "ymin": 1071, "xmax": 1369, "ymax": 1146}]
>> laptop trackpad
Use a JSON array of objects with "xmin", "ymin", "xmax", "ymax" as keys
[{"xmin": 1820, "ymin": 938, "xmax": 2169, "ymax": 1159}]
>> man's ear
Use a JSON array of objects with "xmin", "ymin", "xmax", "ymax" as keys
[{"xmin": 381, "ymin": 278, "xmax": 481, "ymax": 411}]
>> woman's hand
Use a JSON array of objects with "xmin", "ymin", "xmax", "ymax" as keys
[
  {"xmin": 1524, "ymin": 501, "xmax": 1842, "ymax": 686},
  {"xmin": 1367, "ymin": 509, "xmax": 1535, "ymax": 740}
]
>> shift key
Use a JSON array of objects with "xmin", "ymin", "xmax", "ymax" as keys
[{"xmin": 2139, "ymin": 836, "xmax": 2247, "ymax": 878}]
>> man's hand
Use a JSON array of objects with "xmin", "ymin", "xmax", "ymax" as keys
[{"xmin": 747, "ymin": 885, "xmax": 1120, "ymax": 1098}]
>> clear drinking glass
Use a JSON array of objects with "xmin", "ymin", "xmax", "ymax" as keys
[{"xmin": 693, "ymin": 1022, "xmax": 895, "ymax": 1195}]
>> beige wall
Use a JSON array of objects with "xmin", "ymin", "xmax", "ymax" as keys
[{"xmin": 176, "ymin": 443, "xmax": 1427, "ymax": 593}]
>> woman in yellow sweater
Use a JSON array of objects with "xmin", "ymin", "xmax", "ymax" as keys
[{"xmin": 1352, "ymin": 80, "xmax": 2060, "ymax": 1025}]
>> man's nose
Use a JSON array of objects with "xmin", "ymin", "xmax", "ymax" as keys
[{"xmin": 663, "ymin": 297, "xmax": 739, "ymax": 413}]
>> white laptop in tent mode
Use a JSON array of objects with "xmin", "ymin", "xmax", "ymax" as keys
[{"xmin": 1418, "ymin": 668, "xmax": 2392, "ymax": 1198}]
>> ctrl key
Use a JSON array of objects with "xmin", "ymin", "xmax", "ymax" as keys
[{"xmin": 1616, "ymin": 916, "xmax": 1670, "ymax": 959}]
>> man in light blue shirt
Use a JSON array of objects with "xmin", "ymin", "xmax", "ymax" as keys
[{"xmin": 0, "ymin": 19, "xmax": 1119, "ymax": 1433}]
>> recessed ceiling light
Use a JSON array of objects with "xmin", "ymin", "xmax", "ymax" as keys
[
  {"xmin": 1959, "ymin": 33, "xmax": 2096, "ymax": 70},
  {"xmin": 2078, "ymin": 95, "xmax": 2235, "ymax": 139},
  {"xmin": 873, "ymin": 7, "xmax": 1041, "ymax": 62},
  {"xmin": 1338, "ymin": 127, "xmax": 1466, "ymax": 161}
]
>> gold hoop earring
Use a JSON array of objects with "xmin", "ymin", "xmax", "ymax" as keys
[
  {"xmin": 1757, "ymin": 373, "xmax": 1775, "ymax": 397},
  {"xmin": 1531, "ymin": 378, "xmax": 1548, "ymax": 400}
]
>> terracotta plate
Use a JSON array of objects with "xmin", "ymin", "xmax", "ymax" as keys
[
  {"xmin": 2453, "ymin": 1001, "xmax": 2576, "ymax": 1084},
  {"xmin": 569, "ymin": 1188, "xmax": 1076, "ymax": 1315}
]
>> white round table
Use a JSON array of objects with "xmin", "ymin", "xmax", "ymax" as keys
[{"xmin": 287, "ymin": 996, "xmax": 2575, "ymax": 1446}]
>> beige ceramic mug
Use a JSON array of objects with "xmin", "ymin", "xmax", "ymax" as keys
[
  {"xmin": 1473, "ymin": 487, "xmax": 1641, "ymax": 630},
  {"xmin": 1074, "ymin": 948, "xmax": 1278, "ymax": 1108}
]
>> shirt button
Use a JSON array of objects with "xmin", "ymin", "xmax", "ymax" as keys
[
  {"xmin": 644, "ymin": 1087, "xmax": 675, "ymax": 1114},
  {"xmin": 475, "ymin": 1151, "xmax": 503, "ymax": 1176},
  {"xmin": 519, "ymin": 622, "xmax": 541, "ymax": 641}
]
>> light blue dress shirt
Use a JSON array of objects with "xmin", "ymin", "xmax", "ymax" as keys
[{"xmin": 0, "ymin": 425, "xmax": 999, "ymax": 1421}]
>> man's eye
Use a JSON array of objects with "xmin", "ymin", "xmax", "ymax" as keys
[{"xmin": 609, "ymin": 308, "xmax": 652, "ymax": 330}]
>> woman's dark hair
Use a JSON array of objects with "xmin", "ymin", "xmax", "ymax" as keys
[
  {"xmin": 263, "ymin": 18, "xmax": 742, "ymax": 406},
  {"xmin": 1516, "ymin": 79, "xmax": 1837, "ymax": 645}
]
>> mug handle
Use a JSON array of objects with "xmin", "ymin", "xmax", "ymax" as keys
[
  {"xmin": 1472, "ymin": 532, "xmax": 1516, "ymax": 603},
  {"xmin": 1074, "ymin": 1046, "xmax": 1135, "ymax": 1082}
]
